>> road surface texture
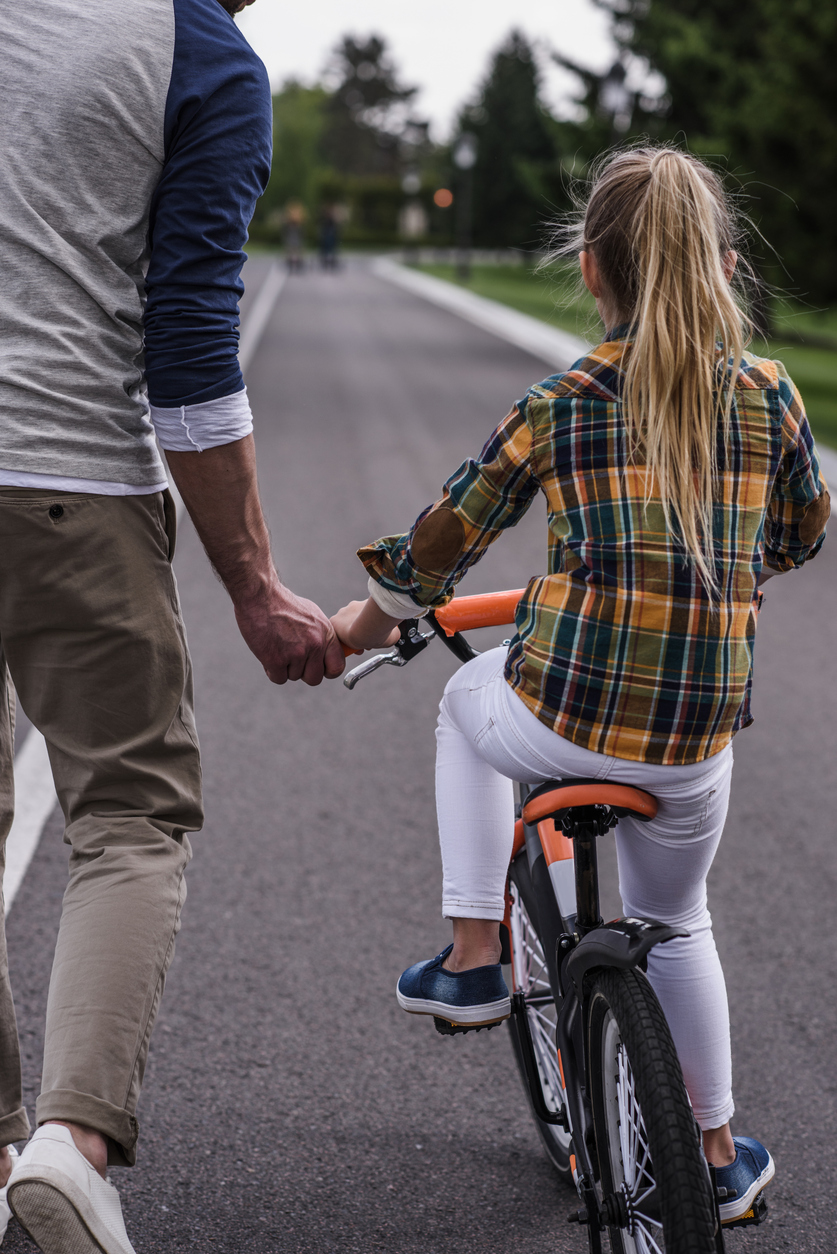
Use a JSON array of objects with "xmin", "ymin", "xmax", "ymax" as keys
[{"xmin": 5, "ymin": 259, "xmax": 836, "ymax": 1253}]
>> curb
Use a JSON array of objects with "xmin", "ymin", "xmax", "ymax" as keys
[
  {"xmin": 372, "ymin": 257, "xmax": 837, "ymax": 477},
  {"xmin": 372, "ymin": 257, "xmax": 589, "ymax": 374}
]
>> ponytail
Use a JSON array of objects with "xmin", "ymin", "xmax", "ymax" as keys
[{"xmin": 562, "ymin": 147, "xmax": 749, "ymax": 590}]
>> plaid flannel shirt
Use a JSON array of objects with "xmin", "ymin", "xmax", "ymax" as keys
[{"xmin": 359, "ymin": 332, "xmax": 829, "ymax": 765}]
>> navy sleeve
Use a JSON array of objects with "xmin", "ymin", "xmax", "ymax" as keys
[{"xmin": 143, "ymin": 0, "xmax": 272, "ymax": 407}]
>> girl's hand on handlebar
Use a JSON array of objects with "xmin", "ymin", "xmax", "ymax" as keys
[{"xmin": 331, "ymin": 598, "xmax": 402, "ymax": 653}]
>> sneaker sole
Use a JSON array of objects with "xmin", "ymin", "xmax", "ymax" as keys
[
  {"xmin": 9, "ymin": 1181, "xmax": 104, "ymax": 1254},
  {"xmin": 9, "ymin": 1172, "xmax": 133, "ymax": 1254},
  {"xmin": 396, "ymin": 983, "xmax": 511, "ymax": 1027},
  {"xmin": 718, "ymin": 1153, "xmax": 775, "ymax": 1223}
]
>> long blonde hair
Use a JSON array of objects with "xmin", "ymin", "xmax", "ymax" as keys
[{"xmin": 571, "ymin": 147, "xmax": 750, "ymax": 589}]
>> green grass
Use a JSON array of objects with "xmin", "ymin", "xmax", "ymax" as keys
[
  {"xmin": 420, "ymin": 262, "xmax": 597, "ymax": 342},
  {"xmin": 418, "ymin": 263, "xmax": 837, "ymax": 450}
]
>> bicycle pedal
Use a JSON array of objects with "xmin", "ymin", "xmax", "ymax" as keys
[
  {"xmin": 721, "ymin": 1191, "xmax": 768, "ymax": 1228},
  {"xmin": 433, "ymin": 1016, "xmax": 502, "ymax": 1036}
]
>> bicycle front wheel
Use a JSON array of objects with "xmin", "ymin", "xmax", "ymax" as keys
[{"xmin": 588, "ymin": 967, "xmax": 717, "ymax": 1254}]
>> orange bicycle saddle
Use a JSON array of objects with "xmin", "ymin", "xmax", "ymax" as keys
[{"xmin": 522, "ymin": 778, "xmax": 658, "ymax": 826}]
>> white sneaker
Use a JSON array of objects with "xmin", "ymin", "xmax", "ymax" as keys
[
  {"xmin": 0, "ymin": 1145, "xmax": 20, "ymax": 1244},
  {"xmin": 7, "ymin": 1125, "xmax": 136, "ymax": 1254}
]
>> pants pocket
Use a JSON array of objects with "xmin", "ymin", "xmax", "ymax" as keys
[{"xmin": 691, "ymin": 789, "xmax": 717, "ymax": 838}]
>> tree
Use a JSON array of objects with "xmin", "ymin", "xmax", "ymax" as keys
[
  {"xmin": 458, "ymin": 31, "xmax": 563, "ymax": 249},
  {"xmin": 321, "ymin": 35, "xmax": 419, "ymax": 177},
  {"xmin": 256, "ymin": 81, "xmax": 329, "ymax": 225},
  {"xmin": 595, "ymin": 0, "xmax": 837, "ymax": 304}
]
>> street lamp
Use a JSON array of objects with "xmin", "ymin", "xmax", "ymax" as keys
[{"xmin": 453, "ymin": 131, "xmax": 478, "ymax": 282}]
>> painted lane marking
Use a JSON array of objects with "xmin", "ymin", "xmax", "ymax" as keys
[
  {"xmin": 4, "ymin": 727, "xmax": 57, "ymax": 910},
  {"xmin": 167, "ymin": 261, "xmax": 287, "ymax": 527},
  {"xmin": 239, "ymin": 262, "xmax": 287, "ymax": 374},
  {"xmin": 4, "ymin": 262, "xmax": 288, "ymax": 908}
]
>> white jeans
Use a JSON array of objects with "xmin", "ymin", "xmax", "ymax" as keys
[{"xmin": 435, "ymin": 647, "xmax": 735, "ymax": 1129}]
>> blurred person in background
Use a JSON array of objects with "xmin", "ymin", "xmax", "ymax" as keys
[
  {"xmin": 0, "ymin": 0, "xmax": 343, "ymax": 1251},
  {"xmin": 318, "ymin": 206, "xmax": 341, "ymax": 271},
  {"xmin": 283, "ymin": 201, "xmax": 307, "ymax": 273}
]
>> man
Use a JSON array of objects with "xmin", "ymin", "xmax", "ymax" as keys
[{"xmin": 0, "ymin": 0, "xmax": 343, "ymax": 1249}]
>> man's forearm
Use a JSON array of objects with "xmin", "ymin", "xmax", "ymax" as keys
[
  {"xmin": 165, "ymin": 434, "xmax": 275, "ymax": 602},
  {"xmin": 164, "ymin": 435, "xmax": 344, "ymax": 685}
]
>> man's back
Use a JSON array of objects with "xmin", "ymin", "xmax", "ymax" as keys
[{"xmin": 0, "ymin": 0, "xmax": 270, "ymax": 488}]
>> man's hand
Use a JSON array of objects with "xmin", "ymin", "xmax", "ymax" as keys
[
  {"xmin": 235, "ymin": 580, "xmax": 345, "ymax": 685},
  {"xmin": 165, "ymin": 436, "xmax": 345, "ymax": 686}
]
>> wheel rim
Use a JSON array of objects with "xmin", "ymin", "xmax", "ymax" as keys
[
  {"xmin": 509, "ymin": 883, "xmax": 571, "ymax": 1151},
  {"xmin": 601, "ymin": 1012, "xmax": 666, "ymax": 1253}
]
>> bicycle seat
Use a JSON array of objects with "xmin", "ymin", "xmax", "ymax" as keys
[{"xmin": 522, "ymin": 778, "xmax": 657, "ymax": 826}]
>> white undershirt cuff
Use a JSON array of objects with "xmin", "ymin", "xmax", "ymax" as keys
[
  {"xmin": 151, "ymin": 386, "xmax": 254, "ymax": 453},
  {"xmin": 367, "ymin": 576, "xmax": 428, "ymax": 620}
]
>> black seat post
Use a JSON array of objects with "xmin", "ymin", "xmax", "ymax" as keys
[{"xmin": 571, "ymin": 809, "xmax": 603, "ymax": 935}]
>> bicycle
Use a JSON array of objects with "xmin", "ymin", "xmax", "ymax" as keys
[{"xmin": 343, "ymin": 589, "xmax": 771, "ymax": 1254}]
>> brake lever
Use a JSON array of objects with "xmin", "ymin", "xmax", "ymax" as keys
[{"xmin": 343, "ymin": 618, "xmax": 435, "ymax": 690}]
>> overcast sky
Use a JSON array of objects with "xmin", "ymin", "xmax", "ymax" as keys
[{"xmin": 237, "ymin": 1, "xmax": 615, "ymax": 140}]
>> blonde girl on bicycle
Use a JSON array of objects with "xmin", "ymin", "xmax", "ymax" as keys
[{"xmin": 332, "ymin": 146, "xmax": 829, "ymax": 1219}]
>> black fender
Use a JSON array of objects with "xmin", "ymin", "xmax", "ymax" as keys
[{"xmin": 564, "ymin": 917, "xmax": 688, "ymax": 997}]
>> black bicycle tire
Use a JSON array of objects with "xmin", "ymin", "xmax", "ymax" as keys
[
  {"xmin": 507, "ymin": 852, "xmax": 572, "ymax": 1178},
  {"xmin": 588, "ymin": 967, "xmax": 717, "ymax": 1254}
]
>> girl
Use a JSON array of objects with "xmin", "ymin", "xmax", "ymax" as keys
[{"xmin": 332, "ymin": 147, "xmax": 829, "ymax": 1219}]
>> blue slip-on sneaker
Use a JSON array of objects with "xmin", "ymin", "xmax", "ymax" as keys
[
  {"xmin": 396, "ymin": 944, "xmax": 511, "ymax": 1028},
  {"xmin": 714, "ymin": 1137, "xmax": 775, "ymax": 1223}
]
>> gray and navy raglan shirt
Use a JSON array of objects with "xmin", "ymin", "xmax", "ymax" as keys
[{"xmin": 0, "ymin": 0, "xmax": 272, "ymax": 495}]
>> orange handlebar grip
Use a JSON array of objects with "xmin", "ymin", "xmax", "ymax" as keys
[
  {"xmin": 434, "ymin": 589, "xmax": 525, "ymax": 637},
  {"xmin": 341, "ymin": 641, "xmax": 363, "ymax": 657}
]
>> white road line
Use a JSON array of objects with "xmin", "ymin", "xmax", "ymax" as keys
[
  {"xmin": 4, "ymin": 261, "xmax": 288, "ymax": 909},
  {"xmin": 239, "ymin": 262, "xmax": 287, "ymax": 374},
  {"xmin": 372, "ymin": 256, "xmax": 590, "ymax": 372},
  {"xmin": 4, "ymin": 725, "xmax": 57, "ymax": 910},
  {"xmin": 167, "ymin": 261, "xmax": 287, "ymax": 528}
]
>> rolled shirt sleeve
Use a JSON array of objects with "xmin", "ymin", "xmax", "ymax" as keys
[
  {"xmin": 358, "ymin": 403, "xmax": 539, "ymax": 609},
  {"xmin": 763, "ymin": 371, "xmax": 830, "ymax": 572},
  {"xmin": 143, "ymin": 0, "xmax": 272, "ymax": 450},
  {"xmin": 151, "ymin": 386, "xmax": 254, "ymax": 452}
]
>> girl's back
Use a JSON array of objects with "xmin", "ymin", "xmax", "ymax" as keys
[
  {"xmin": 358, "ymin": 148, "xmax": 828, "ymax": 767},
  {"xmin": 512, "ymin": 334, "xmax": 825, "ymax": 764}
]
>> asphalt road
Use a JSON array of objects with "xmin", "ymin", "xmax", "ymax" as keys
[{"xmin": 5, "ymin": 259, "xmax": 836, "ymax": 1254}]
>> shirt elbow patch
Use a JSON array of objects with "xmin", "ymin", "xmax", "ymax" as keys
[
  {"xmin": 798, "ymin": 489, "xmax": 831, "ymax": 546},
  {"xmin": 411, "ymin": 507, "xmax": 465, "ymax": 572}
]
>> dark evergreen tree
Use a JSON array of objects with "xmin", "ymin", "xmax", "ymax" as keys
[
  {"xmin": 590, "ymin": 0, "xmax": 837, "ymax": 304},
  {"xmin": 321, "ymin": 35, "xmax": 418, "ymax": 177},
  {"xmin": 459, "ymin": 31, "xmax": 561, "ymax": 249}
]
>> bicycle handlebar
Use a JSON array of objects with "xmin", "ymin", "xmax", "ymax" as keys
[
  {"xmin": 433, "ymin": 589, "xmax": 525, "ymax": 636},
  {"xmin": 341, "ymin": 588, "xmax": 525, "ymax": 687}
]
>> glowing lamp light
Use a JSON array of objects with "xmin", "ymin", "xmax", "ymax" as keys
[{"xmin": 433, "ymin": 188, "xmax": 454, "ymax": 209}]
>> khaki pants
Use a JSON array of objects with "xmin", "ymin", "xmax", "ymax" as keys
[{"xmin": 0, "ymin": 488, "xmax": 203, "ymax": 1166}]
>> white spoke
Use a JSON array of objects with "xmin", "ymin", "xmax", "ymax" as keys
[
  {"xmin": 634, "ymin": 1226, "xmax": 665, "ymax": 1254},
  {"xmin": 508, "ymin": 882, "xmax": 571, "ymax": 1156},
  {"xmin": 604, "ymin": 1036, "xmax": 665, "ymax": 1250}
]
